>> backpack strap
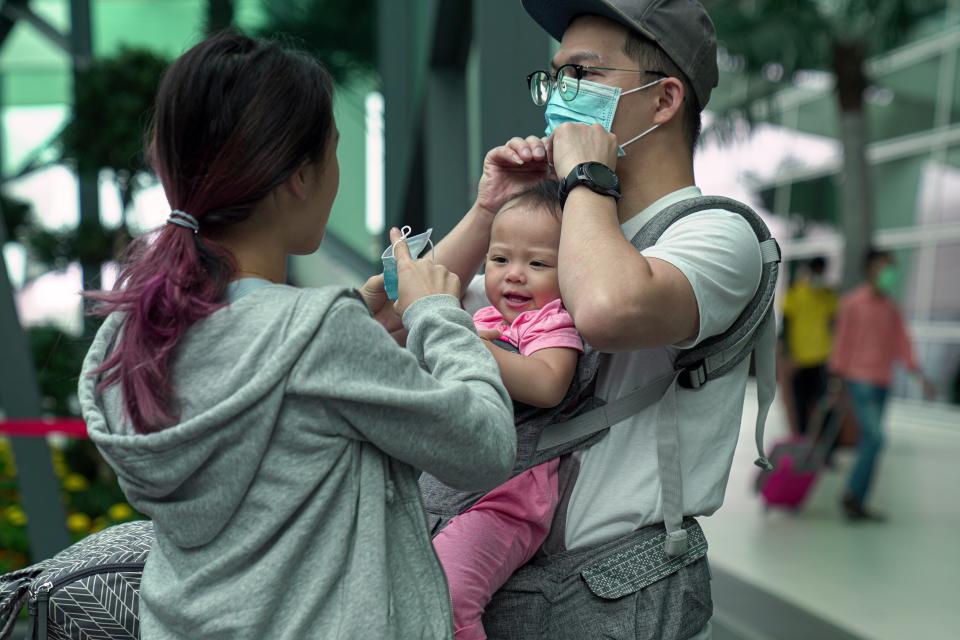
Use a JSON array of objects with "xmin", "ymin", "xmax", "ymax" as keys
[
  {"xmin": 534, "ymin": 194, "xmax": 780, "ymax": 556},
  {"xmin": 629, "ymin": 195, "xmax": 779, "ymax": 472}
]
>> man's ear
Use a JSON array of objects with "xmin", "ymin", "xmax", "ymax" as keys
[
  {"xmin": 285, "ymin": 162, "xmax": 310, "ymax": 201},
  {"xmin": 653, "ymin": 77, "xmax": 685, "ymax": 126}
]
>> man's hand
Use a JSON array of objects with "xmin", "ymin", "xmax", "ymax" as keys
[
  {"xmin": 551, "ymin": 122, "xmax": 618, "ymax": 180},
  {"xmin": 476, "ymin": 136, "xmax": 552, "ymax": 215}
]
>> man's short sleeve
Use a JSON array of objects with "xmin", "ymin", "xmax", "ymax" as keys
[{"xmin": 641, "ymin": 210, "xmax": 763, "ymax": 349}]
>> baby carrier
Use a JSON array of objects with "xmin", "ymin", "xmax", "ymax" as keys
[{"xmin": 420, "ymin": 195, "xmax": 781, "ymax": 562}]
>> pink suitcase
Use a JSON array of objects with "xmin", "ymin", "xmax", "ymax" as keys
[
  {"xmin": 755, "ymin": 394, "xmax": 845, "ymax": 510},
  {"xmin": 756, "ymin": 438, "xmax": 818, "ymax": 509}
]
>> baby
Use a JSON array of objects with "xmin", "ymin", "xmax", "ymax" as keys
[{"xmin": 432, "ymin": 179, "xmax": 582, "ymax": 640}]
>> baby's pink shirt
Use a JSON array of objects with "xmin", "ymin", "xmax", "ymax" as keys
[{"xmin": 473, "ymin": 298, "xmax": 583, "ymax": 356}]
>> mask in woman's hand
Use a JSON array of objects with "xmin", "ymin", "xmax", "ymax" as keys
[{"xmin": 381, "ymin": 226, "xmax": 434, "ymax": 300}]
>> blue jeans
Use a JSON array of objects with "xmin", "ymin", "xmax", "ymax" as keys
[{"xmin": 845, "ymin": 381, "xmax": 889, "ymax": 506}]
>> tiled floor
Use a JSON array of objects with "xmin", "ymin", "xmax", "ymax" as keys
[{"xmin": 702, "ymin": 387, "xmax": 960, "ymax": 640}]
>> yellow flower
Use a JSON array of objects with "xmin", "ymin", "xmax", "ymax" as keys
[
  {"xmin": 6, "ymin": 506, "xmax": 27, "ymax": 527},
  {"xmin": 108, "ymin": 503, "xmax": 134, "ymax": 522},
  {"xmin": 67, "ymin": 513, "xmax": 91, "ymax": 534},
  {"xmin": 91, "ymin": 517, "xmax": 107, "ymax": 533},
  {"xmin": 63, "ymin": 473, "xmax": 89, "ymax": 492}
]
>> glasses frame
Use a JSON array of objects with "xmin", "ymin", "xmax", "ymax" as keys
[{"xmin": 526, "ymin": 64, "xmax": 668, "ymax": 106}]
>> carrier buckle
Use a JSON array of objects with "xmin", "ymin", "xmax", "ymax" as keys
[{"xmin": 679, "ymin": 362, "xmax": 706, "ymax": 389}]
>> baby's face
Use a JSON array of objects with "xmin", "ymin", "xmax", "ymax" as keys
[{"xmin": 484, "ymin": 203, "xmax": 562, "ymax": 324}]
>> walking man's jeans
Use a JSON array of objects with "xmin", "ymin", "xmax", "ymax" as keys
[{"xmin": 845, "ymin": 380, "xmax": 890, "ymax": 506}]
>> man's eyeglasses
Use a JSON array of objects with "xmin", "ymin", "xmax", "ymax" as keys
[{"xmin": 526, "ymin": 64, "xmax": 667, "ymax": 106}]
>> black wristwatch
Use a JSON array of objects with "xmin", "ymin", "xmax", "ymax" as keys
[{"xmin": 558, "ymin": 162, "xmax": 621, "ymax": 206}]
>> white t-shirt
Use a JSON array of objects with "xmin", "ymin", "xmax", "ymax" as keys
[{"xmin": 464, "ymin": 186, "xmax": 762, "ymax": 550}]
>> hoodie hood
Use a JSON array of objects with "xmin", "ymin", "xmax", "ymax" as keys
[{"xmin": 78, "ymin": 284, "xmax": 353, "ymax": 549}]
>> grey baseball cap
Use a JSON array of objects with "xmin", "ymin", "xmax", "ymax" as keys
[{"xmin": 521, "ymin": 0, "xmax": 719, "ymax": 110}]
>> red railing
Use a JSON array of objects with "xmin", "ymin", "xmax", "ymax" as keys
[{"xmin": 0, "ymin": 419, "xmax": 88, "ymax": 438}]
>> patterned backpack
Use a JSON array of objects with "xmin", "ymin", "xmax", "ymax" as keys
[{"xmin": 0, "ymin": 520, "xmax": 153, "ymax": 640}]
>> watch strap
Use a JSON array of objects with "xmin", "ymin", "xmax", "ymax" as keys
[{"xmin": 559, "ymin": 162, "xmax": 621, "ymax": 206}]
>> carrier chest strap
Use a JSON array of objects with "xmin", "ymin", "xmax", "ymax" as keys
[{"xmin": 536, "ymin": 371, "xmax": 676, "ymax": 452}]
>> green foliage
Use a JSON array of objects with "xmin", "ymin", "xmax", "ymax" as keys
[
  {"xmin": 0, "ymin": 436, "xmax": 144, "ymax": 572},
  {"xmin": 0, "ymin": 440, "xmax": 29, "ymax": 573},
  {"xmin": 29, "ymin": 326, "xmax": 89, "ymax": 417},
  {"xmin": 258, "ymin": 0, "xmax": 376, "ymax": 84},
  {"xmin": 61, "ymin": 47, "xmax": 169, "ymax": 208},
  {"xmin": 704, "ymin": 1, "xmax": 950, "ymax": 128},
  {"xmin": 24, "ymin": 223, "xmax": 130, "ymax": 273},
  {"xmin": 706, "ymin": 0, "xmax": 947, "ymax": 76},
  {"xmin": 0, "ymin": 193, "xmax": 31, "ymax": 240}
]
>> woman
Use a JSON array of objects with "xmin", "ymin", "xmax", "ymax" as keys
[{"xmin": 78, "ymin": 33, "xmax": 515, "ymax": 639}]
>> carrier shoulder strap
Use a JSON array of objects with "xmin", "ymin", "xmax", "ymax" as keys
[{"xmin": 534, "ymin": 194, "xmax": 780, "ymax": 555}]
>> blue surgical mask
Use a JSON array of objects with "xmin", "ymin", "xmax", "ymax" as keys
[
  {"xmin": 381, "ymin": 226, "xmax": 434, "ymax": 300},
  {"xmin": 544, "ymin": 77, "xmax": 664, "ymax": 156}
]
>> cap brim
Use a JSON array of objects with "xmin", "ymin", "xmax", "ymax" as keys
[{"xmin": 521, "ymin": 0, "xmax": 629, "ymax": 42}]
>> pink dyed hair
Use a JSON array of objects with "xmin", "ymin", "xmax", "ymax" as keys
[{"xmin": 87, "ymin": 33, "xmax": 334, "ymax": 432}]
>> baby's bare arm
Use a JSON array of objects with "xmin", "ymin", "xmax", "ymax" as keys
[{"xmin": 482, "ymin": 344, "xmax": 578, "ymax": 408}]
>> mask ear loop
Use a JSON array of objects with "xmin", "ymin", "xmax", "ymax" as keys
[
  {"xmin": 391, "ymin": 225, "xmax": 413, "ymax": 254},
  {"xmin": 615, "ymin": 77, "xmax": 666, "ymax": 153},
  {"xmin": 391, "ymin": 226, "xmax": 435, "ymax": 262}
]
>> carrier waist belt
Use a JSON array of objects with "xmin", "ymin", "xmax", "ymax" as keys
[{"xmin": 513, "ymin": 518, "xmax": 708, "ymax": 599}]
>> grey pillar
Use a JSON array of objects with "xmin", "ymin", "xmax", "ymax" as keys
[
  {"xmin": 206, "ymin": 0, "xmax": 234, "ymax": 34},
  {"xmin": 424, "ymin": 0, "xmax": 472, "ymax": 238},
  {"xmin": 378, "ymin": 0, "xmax": 429, "ymax": 238},
  {"xmin": 70, "ymin": 0, "xmax": 101, "ymax": 296},
  {"xmin": 0, "ymin": 218, "xmax": 72, "ymax": 560},
  {"xmin": 425, "ymin": 70, "xmax": 470, "ymax": 238},
  {"xmin": 0, "ymin": 58, "xmax": 71, "ymax": 559},
  {"xmin": 474, "ymin": 0, "xmax": 551, "ymax": 161}
]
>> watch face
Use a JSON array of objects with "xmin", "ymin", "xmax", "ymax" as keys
[{"xmin": 583, "ymin": 162, "xmax": 618, "ymax": 190}]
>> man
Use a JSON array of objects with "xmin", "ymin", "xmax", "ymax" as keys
[
  {"xmin": 830, "ymin": 248, "xmax": 934, "ymax": 522},
  {"xmin": 782, "ymin": 257, "xmax": 839, "ymax": 435},
  {"xmin": 432, "ymin": 1, "xmax": 763, "ymax": 637}
]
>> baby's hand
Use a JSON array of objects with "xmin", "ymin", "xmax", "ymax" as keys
[
  {"xmin": 477, "ymin": 329, "xmax": 502, "ymax": 341},
  {"xmin": 476, "ymin": 136, "xmax": 551, "ymax": 215}
]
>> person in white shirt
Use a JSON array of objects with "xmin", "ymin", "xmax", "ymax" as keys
[{"xmin": 425, "ymin": 1, "xmax": 763, "ymax": 638}]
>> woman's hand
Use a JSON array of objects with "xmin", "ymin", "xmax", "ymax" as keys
[
  {"xmin": 392, "ymin": 227, "xmax": 461, "ymax": 316},
  {"xmin": 357, "ymin": 274, "xmax": 405, "ymax": 339},
  {"xmin": 475, "ymin": 136, "xmax": 552, "ymax": 215}
]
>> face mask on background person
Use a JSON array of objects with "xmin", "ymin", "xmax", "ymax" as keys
[
  {"xmin": 544, "ymin": 77, "xmax": 664, "ymax": 157},
  {"xmin": 875, "ymin": 265, "xmax": 899, "ymax": 296}
]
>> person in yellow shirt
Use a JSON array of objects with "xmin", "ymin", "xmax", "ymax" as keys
[{"xmin": 782, "ymin": 257, "xmax": 839, "ymax": 434}]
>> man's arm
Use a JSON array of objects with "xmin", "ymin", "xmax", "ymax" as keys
[
  {"xmin": 829, "ymin": 299, "xmax": 853, "ymax": 378},
  {"xmin": 558, "ymin": 188, "xmax": 700, "ymax": 351}
]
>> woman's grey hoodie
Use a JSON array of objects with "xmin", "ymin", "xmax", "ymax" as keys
[{"xmin": 78, "ymin": 284, "xmax": 516, "ymax": 639}]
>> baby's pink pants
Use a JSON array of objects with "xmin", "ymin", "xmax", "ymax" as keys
[{"xmin": 432, "ymin": 459, "xmax": 560, "ymax": 640}]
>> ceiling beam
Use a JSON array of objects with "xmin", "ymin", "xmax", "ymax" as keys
[{"xmin": 0, "ymin": 0, "xmax": 70, "ymax": 54}]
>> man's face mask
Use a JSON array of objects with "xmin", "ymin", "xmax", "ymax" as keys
[{"xmin": 544, "ymin": 76, "xmax": 665, "ymax": 157}]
